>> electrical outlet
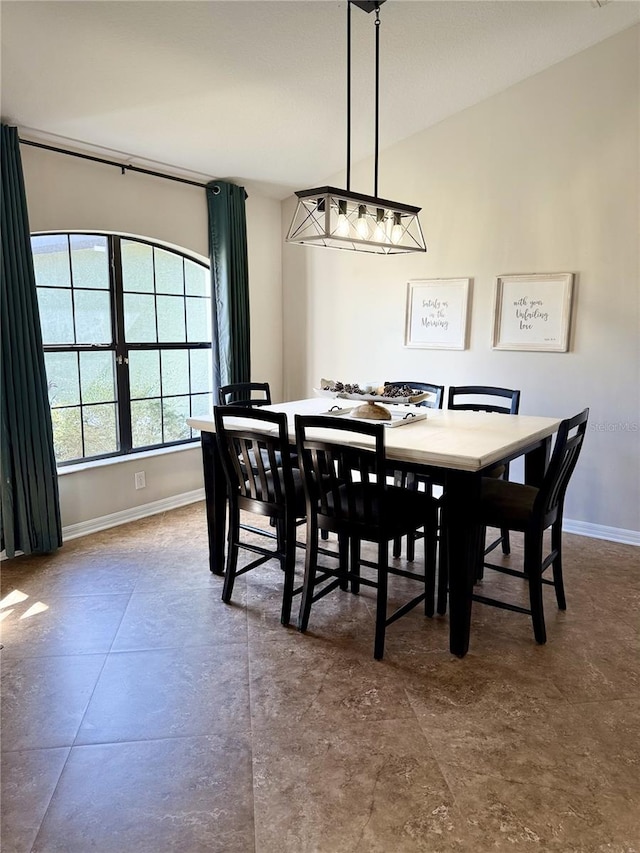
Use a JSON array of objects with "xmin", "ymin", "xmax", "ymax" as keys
[{"xmin": 134, "ymin": 471, "xmax": 146, "ymax": 490}]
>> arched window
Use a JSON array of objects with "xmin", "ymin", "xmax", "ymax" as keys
[{"xmin": 31, "ymin": 233, "xmax": 212, "ymax": 465}]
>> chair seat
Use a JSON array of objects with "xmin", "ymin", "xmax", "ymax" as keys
[
  {"xmin": 326, "ymin": 483, "xmax": 434, "ymax": 537},
  {"xmin": 243, "ymin": 467, "xmax": 307, "ymax": 516},
  {"xmin": 479, "ymin": 477, "xmax": 539, "ymax": 531}
]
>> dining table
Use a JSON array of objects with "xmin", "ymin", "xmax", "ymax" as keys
[{"xmin": 187, "ymin": 397, "xmax": 561, "ymax": 658}]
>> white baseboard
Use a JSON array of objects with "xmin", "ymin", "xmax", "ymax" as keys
[
  {"xmin": 563, "ymin": 518, "xmax": 640, "ymax": 546},
  {"xmin": 61, "ymin": 488, "xmax": 206, "ymax": 542}
]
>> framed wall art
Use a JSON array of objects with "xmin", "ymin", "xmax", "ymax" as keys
[
  {"xmin": 404, "ymin": 278, "xmax": 471, "ymax": 350},
  {"xmin": 492, "ymin": 273, "xmax": 574, "ymax": 352}
]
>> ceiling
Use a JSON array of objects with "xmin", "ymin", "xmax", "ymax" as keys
[{"xmin": 2, "ymin": 0, "xmax": 639, "ymax": 199}]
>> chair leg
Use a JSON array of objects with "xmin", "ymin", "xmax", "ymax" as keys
[
  {"xmin": 476, "ymin": 525, "xmax": 488, "ymax": 581},
  {"xmin": 275, "ymin": 519, "xmax": 286, "ymax": 568},
  {"xmin": 348, "ymin": 536, "xmax": 359, "ymax": 594},
  {"xmin": 551, "ymin": 520, "xmax": 567, "ymax": 610},
  {"xmin": 436, "ymin": 513, "xmax": 448, "ymax": 616},
  {"xmin": 392, "ymin": 535, "xmax": 402, "ymax": 559},
  {"xmin": 501, "ymin": 528, "xmax": 511, "ymax": 555},
  {"xmin": 298, "ymin": 519, "xmax": 319, "ymax": 633},
  {"xmin": 374, "ymin": 541, "xmax": 388, "ymax": 660},
  {"xmin": 280, "ymin": 515, "xmax": 297, "ymax": 626},
  {"xmin": 406, "ymin": 530, "xmax": 416, "ymax": 563},
  {"xmin": 222, "ymin": 506, "xmax": 240, "ymax": 604},
  {"xmin": 525, "ymin": 531, "xmax": 546, "ymax": 644},
  {"xmin": 424, "ymin": 516, "xmax": 437, "ymax": 618}
]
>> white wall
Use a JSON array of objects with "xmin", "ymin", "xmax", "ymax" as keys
[
  {"xmin": 282, "ymin": 27, "xmax": 640, "ymax": 536},
  {"xmin": 21, "ymin": 145, "xmax": 283, "ymax": 529}
]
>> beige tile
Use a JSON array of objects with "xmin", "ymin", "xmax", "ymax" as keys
[
  {"xmin": 252, "ymin": 718, "xmax": 481, "ymax": 852},
  {"xmin": 0, "ymin": 747, "xmax": 69, "ymax": 853},
  {"xmin": 1, "ymin": 593, "xmax": 130, "ymax": 658},
  {"xmin": 31, "ymin": 735, "xmax": 254, "ymax": 853},
  {"xmin": 449, "ymin": 772, "xmax": 640, "ymax": 851},
  {"xmin": 250, "ymin": 630, "xmax": 418, "ymax": 728},
  {"xmin": 75, "ymin": 644, "xmax": 250, "ymax": 744},
  {"xmin": 111, "ymin": 587, "xmax": 247, "ymax": 651},
  {"xmin": 1, "ymin": 654, "xmax": 106, "ymax": 750}
]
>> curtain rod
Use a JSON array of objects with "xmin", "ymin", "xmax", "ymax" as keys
[{"xmin": 19, "ymin": 138, "xmax": 211, "ymax": 189}]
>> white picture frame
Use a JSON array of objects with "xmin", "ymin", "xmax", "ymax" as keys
[
  {"xmin": 404, "ymin": 278, "xmax": 471, "ymax": 350},
  {"xmin": 492, "ymin": 273, "xmax": 574, "ymax": 352}
]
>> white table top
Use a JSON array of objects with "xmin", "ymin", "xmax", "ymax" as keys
[{"xmin": 187, "ymin": 398, "xmax": 561, "ymax": 473}]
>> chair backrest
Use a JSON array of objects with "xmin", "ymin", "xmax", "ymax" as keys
[
  {"xmin": 295, "ymin": 415, "xmax": 385, "ymax": 534},
  {"xmin": 214, "ymin": 405, "xmax": 294, "ymax": 517},
  {"xmin": 534, "ymin": 408, "xmax": 589, "ymax": 526},
  {"xmin": 448, "ymin": 385, "xmax": 520, "ymax": 415},
  {"xmin": 218, "ymin": 382, "xmax": 272, "ymax": 408},
  {"xmin": 383, "ymin": 381, "xmax": 445, "ymax": 409}
]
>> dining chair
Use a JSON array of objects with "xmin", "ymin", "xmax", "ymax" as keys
[
  {"xmin": 295, "ymin": 414, "xmax": 439, "ymax": 660},
  {"xmin": 471, "ymin": 408, "xmax": 589, "ymax": 643},
  {"xmin": 214, "ymin": 405, "xmax": 305, "ymax": 625},
  {"xmin": 384, "ymin": 381, "xmax": 445, "ymax": 562},
  {"xmin": 218, "ymin": 382, "xmax": 272, "ymax": 408},
  {"xmin": 447, "ymin": 385, "xmax": 520, "ymax": 415},
  {"xmin": 443, "ymin": 385, "xmax": 522, "ymax": 590}
]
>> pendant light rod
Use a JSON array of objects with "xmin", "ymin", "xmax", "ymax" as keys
[
  {"xmin": 347, "ymin": 1, "xmax": 384, "ymax": 197},
  {"xmin": 374, "ymin": 3, "xmax": 380, "ymax": 198},
  {"xmin": 346, "ymin": 1, "xmax": 352, "ymax": 192}
]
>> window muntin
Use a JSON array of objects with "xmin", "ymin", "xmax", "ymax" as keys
[{"xmin": 32, "ymin": 233, "xmax": 212, "ymax": 465}]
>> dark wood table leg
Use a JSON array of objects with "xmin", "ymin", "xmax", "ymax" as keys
[
  {"xmin": 445, "ymin": 469, "xmax": 482, "ymax": 657},
  {"xmin": 200, "ymin": 432, "xmax": 226, "ymax": 575},
  {"xmin": 525, "ymin": 436, "xmax": 551, "ymax": 486}
]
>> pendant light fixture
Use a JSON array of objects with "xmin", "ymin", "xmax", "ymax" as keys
[{"xmin": 286, "ymin": 0, "xmax": 426, "ymax": 255}]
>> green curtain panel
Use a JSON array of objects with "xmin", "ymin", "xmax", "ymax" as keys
[
  {"xmin": 206, "ymin": 181, "xmax": 251, "ymax": 393},
  {"xmin": 0, "ymin": 124, "xmax": 62, "ymax": 557}
]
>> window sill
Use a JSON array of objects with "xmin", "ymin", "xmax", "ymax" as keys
[{"xmin": 56, "ymin": 442, "xmax": 201, "ymax": 476}]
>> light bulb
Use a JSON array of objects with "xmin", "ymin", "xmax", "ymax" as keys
[
  {"xmin": 356, "ymin": 205, "xmax": 370, "ymax": 239},
  {"xmin": 336, "ymin": 200, "xmax": 350, "ymax": 237},
  {"xmin": 391, "ymin": 212, "xmax": 403, "ymax": 244},
  {"xmin": 373, "ymin": 208, "xmax": 387, "ymax": 242}
]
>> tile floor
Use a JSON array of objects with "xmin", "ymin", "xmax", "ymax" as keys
[{"xmin": 1, "ymin": 502, "xmax": 639, "ymax": 852}]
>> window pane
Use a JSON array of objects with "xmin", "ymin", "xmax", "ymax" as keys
[
  {"xmin": 74, "ymin": 290, "xmax": 112, "ymax": 344},
  {"xmin": 80, "ymin": 351, "xmax": 116, "ymax": 404},
  {"xmin": 163, "ymin": 395, "xmax": 190, "ymax": 442},
  {"xmin": 51, "ymin": 407, "xmax": 83, "ymax": 462},
  {"xmin": 161, "ymin": 349, "xmax": 189, "ymax": 397},
  {"xmin": 186, "ymin": 296, "xmax": 211, "ymax": 342},
  {"xmin": 45, "ymin": 352, "xmax": 80, "ymax": 407},
  {"xmin": 32, "ymin": 235, "xmax": 70, "ymax": 288},
  {"xmin": 124, "ymin": 293, "xmax": 157, "ymax": 342},
  {"xmin": 189, "ymin": 393, "xmax": 213, "ymax": 437},
  {"xmin": 70, "ymin": 235, "xmax": 109, "ymax": 289},
  {"xmin": 185, "ymin": 260, "xmax": 208, "ymax": 296},
  {"xmin": 189, "ymin": 349, "xmax": 211, "ymax": 394},
  {"xmin": 157, "ymin": 295, "xmax": 185, "ymax": 342},
  {"xmin": 155, "ymin": 248, "xmax": 183, "ymax": 294},
  {"xmin": 122, "ymin": 240, "xmax": 154, "ymax": 293},
  {"xmin": 131, "ymin": 398, "xmax": 162, "ymax": 448},
  {"xmin": 37, "ymin": 288, "xmax": 74, "ymax": 344},
  {"xmin": 190, "ymin": 392, "xmax": 213, "ymax": 419},
  {"xmin": 129, "ymin": 350, "xmax": 160, "ymax": 399},
  {"xmin": 83, "ymin": 403, "xmax": 118, "ymax": 457}
]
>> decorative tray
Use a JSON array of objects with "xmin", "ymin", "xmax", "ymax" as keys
[
  {"xmin": 318, "ymin": 404, "xmax": 428, "ymax": 428},
  {"xmin": 313, "ymin": 388, "xmax": 431, "ymax": 405}
]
